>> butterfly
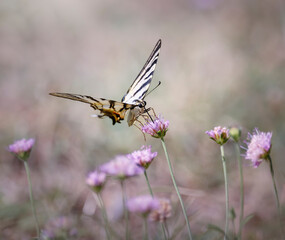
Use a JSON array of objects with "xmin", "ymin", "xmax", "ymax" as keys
[{"xmin": 50, "ymin": 39, "xmax": 161, "ymax": 126}]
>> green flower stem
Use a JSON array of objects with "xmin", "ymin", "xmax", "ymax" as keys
[
  {"xmin": 220, "ymin": 145, "xmax": 229, "ymax": 240},
  {"xmin": 121, "ymin": 180, "xmax": 129, "ymax": 240},
  {"xmin": 234, "ymin": 142, "xmax": 244, "ymax": 240},
  {"xmin": 23, "ymin": 161, "xmax": 40, "ymax": 238},
  {"xmin": 144, "ymin": 170, "xmax": 168, "ymax": 240},
  {"xmin": 97, "ymin": 193, "xmax": 111, "ymax": 240},
  {"xmin": 161, "ymin": 137, "xmax": 193, "ymax": 240},
  {"xmin": 268, "ymin": 155, "xmax": 280, "ymax": 211},
  {"xmin": 162, "ymin": 222, "xmax": 169, "ymax": 240},
  {"xmin": 231, "ymin": 215, "xmax": 236, "ymax": 237},
  {"xmin": 267, "ymin": 155, "xmax": 283, "ymax": 238},
  {"xmin": 143, "ymin": 216, "xmax": 149, "ymax": 240},
  {"xmin": 144, "ymin": 170, "xmax": 153, "ymax": 197}
]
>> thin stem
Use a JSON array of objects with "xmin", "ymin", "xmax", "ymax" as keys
[
  {"xmin": 97, "ymin": 193, "xmax": 111, "ymax": 240},
  {"xmin": 231, "ymin": 215, "xmax": 236, "ymax": 237},
  {"xmin": 161, "ymin": 137, "xmax": 193, "ymax": 240},
  {"xmin": 234, "ymin": 142, "xmax": 244, "ymax": 240},
  {"xmin": 161, "ymin": 222, "xmax": 168, "ymax": 240},
  {"xmin": 165, "ymin": 221, "xmax": 170, "ymax": 238},
  {"xmin": 23, "ymin": 161, "xmax": 40, "ymax": 238},
  {"xmin": 268, "ymin": 155, "xmax": 283, "ymax": 238},
  {"xmin": 121, "ymin": 180, "xmax": 129, "ymax": 240},
  {"xmin": 268, "ymin": 155, "xmax": 280, "ymax": 211},
  {"xmin": 144, "ymin": 170, "xmax": 153, "ymax": 197},
  {"xmin": 143, "ymin": 216, "xmax": 149, "ymax": 240},
  {"xmin": 144, "ymin": 170, "xmax": 168, "ymax": 240},
  {"xmin": 220, "ymin": 145, "xmax": 229, "ymax": 240}
]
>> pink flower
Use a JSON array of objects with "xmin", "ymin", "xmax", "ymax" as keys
[
  {"xmin": 127, "ymin": 195, "xmax": 160, "ymax": 216},
  {"xmin": 206, "ymin": 126, "xmax": 230, "ymax": 145},
  {"xmin": 244, "ymin": 128, "xmax": 272, "ymax": 168},
  {"xmin": 149, "ymin": 198, "xmax": 172, "ymax": 222},
  {"xmin": 8, "ymin": 138, "xmax": 35, "ymax": 161},
  {"xmin": 86, "ymin": 171, "xmax": 107, "ymax": 193},
  {"xmin": 141, "ymin": 115, "xmax": 169, "ymax": 138},
  {"xmin": 128, "ymin": 146, "xmax": 157, "ymax": 169},
  {"xmin": 100, "ymin": 155, "xmax": 144, "ymax": 180}
]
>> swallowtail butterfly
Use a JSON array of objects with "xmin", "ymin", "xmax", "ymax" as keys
[{"xmin": 50, "ymin": 40, "xmax": 161, "ymax": 126}]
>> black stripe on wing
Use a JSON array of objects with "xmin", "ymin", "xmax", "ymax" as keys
[{"xmin": 121, "ymin": 39, "xmax": 161, "ymax": 104}]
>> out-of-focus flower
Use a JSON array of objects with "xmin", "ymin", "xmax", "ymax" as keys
[
  {"xmin": 100, "ymin": 155, "xmax": 144, "ymax": 180},
  {"xmin": 41, "ymin": 216, "xmax": 77, "ymax": 240},
  {"xmin": 149, "ymin": 198, "xmax": 172, "ymax": 222},
  {"xmin": 127, "ymin": 195, "xmax": 160, "ymax": 217},
  {"xmin": 206, "ymin": 126, "xmax": 230, "ymax": 145},
  {"xmin": 141, "ymin": 115, "xmax": 169, "ymax": 138},
  {"xmin": 86, "ymin": 170, "xmax": 107, "ymax": 193},
  {"xmin": 229, "ymin": 127, "xmax": 241, "ymax": 142},
  {"xmin": 244, "ymin": 128, "xmax": 272, "ymax": 168},
  {"xmin": 8, "ymin": 138, "xmax": 35, "ymax": 161},
  {"xmin": 128, "ymin": 145, "xmax": 157, "ymax": 169}
]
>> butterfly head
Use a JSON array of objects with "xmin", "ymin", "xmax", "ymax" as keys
[{"xmin": 138, "ymin": 100, "xmax": 147, "ymax": 108}]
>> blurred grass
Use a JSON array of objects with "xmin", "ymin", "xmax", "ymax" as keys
[{"xmin": 0, "ymin": 0, "xmax": 285, "ymax": 239}]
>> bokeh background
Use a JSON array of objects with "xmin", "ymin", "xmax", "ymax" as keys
[{"xmin": 1, "ymin": 0, "xmax": 285, "ymax": 239}]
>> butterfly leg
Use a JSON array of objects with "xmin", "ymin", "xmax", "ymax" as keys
[
  {"xmin": 141, "ymin": 107, "xmax": 157, "ymax": 122},
  {"xmin": 145, "ymin": 107, "xmax": 157, "ymax": 118},
  {"xmin": 133, "ymin": 122, "xmax": 146, "ymax": 141},
  {"xmin": 132, "ymin": 110, "xmax": 150, "ymax": 125}
]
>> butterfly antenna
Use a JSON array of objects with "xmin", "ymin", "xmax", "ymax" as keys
[
  {"xmin": 142, "ymin": 81, "xmax": 161, "ymax": 123},
  {"xmin": 146, "ymin": 81, "xmax": 161, "ymax": 97}
]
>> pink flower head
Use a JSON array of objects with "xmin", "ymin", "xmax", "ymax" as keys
[
  {"xmin": 141, "ymin": 115, "xmax": 169, "ymax": 138},
  {"xmin": 149, "ymin": 198, "xmax": 172, "ymax": 222},
  {"xmin": 206, "ymin": 126, "xmax": 230, "ymax": 145},
  {"xmin": 128, "ymin": 145, "xmax": 157, "ymax": 169},
  {"xmin": 86, "ymin": 170, "xmax": 107, "ymax": 193},
  {"xmin": 127, "ymin": 195, "xmax": 160, "ymax": 217},
  {"xmin": 100, "ymin": 155, "xmax": 144, "ymax": 180},
  {"xmin": 244, "ymin": 128, "xmax": 272, "ymax": 168},
  {"xmin": 8, "ymin": 138, "xmax": 35, "ymax": 161}
]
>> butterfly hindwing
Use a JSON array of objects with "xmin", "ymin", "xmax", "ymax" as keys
[{"xmin": 49, "ymin": 93, "xmax": 133, "ymax": 125}]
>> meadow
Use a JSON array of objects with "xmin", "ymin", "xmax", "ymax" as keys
[{"xmin": 0, "ymin": 0, "xmax": 284, "ymax": 239}]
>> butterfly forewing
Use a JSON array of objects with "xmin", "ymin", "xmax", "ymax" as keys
[{"xmin": 121, "ymin": 39, "xmax": 161, "ymax": 105}]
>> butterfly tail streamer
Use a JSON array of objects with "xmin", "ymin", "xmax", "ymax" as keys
[{"xmin": 49, "ymin": 93, "xmax": 100, "ymax": 105}]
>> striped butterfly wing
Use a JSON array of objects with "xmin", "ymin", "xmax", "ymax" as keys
[
  {"xmin": 49, "ymin": 93, "xmax": 134, "ymax": 125},
  {"xmin": 121, "ymin": 39, "xmax": 161, "ymax": 105},
  {"xmin": 121, "ymin": 40, "xmax": 161, "ymax": 126}
]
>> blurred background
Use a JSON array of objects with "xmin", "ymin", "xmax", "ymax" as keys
[{"xmin": 0, "ymin": 0, "xmax": 285, "ymax": 239}]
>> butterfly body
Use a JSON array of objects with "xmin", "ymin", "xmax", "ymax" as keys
[{"xmin": 50, "ymin": 40, "xmax": 161, "ymax": 126}]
